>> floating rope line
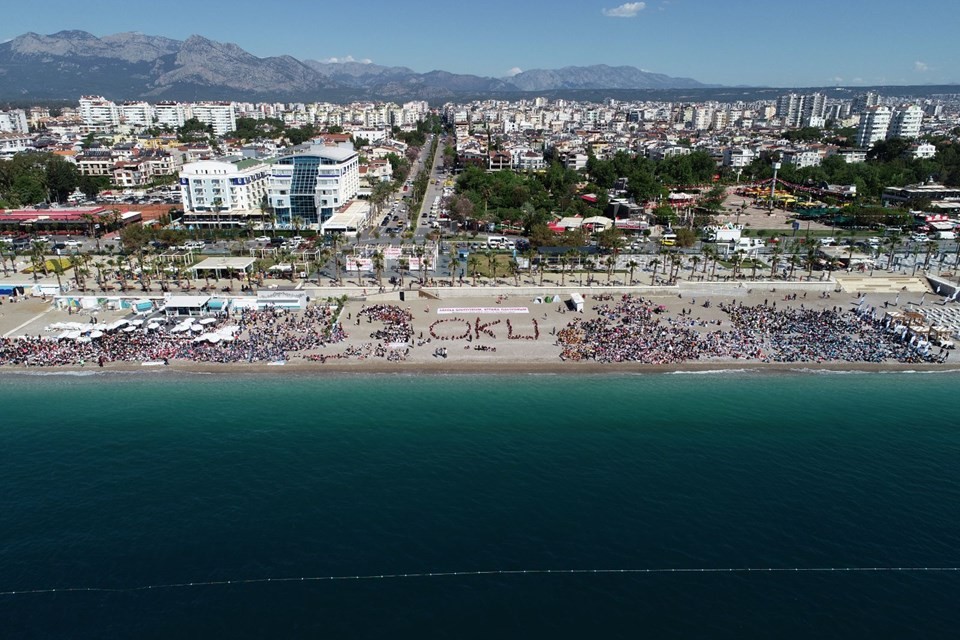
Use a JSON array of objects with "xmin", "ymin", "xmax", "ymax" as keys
[{"xmin": 1, "ymin": 566, "xmax": 958, "ymax": 597}]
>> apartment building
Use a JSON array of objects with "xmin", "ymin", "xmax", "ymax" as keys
[
  {"xmin": 154, "ymin": 102, "xmax": 187, "ymax": 129},
  {"xmin": 119, "ymin": 102, "xmax": 155, "ymax": 128},
  {"xmin": 888, "ymin": 105, "xmax": 923, "ymax": 139},
  {"xmin": 267, "ymin": 143, "xmax": 360, "ymax": 227},
  {"xmin": 79, "ymin": 96, "xmax": 120, "ymax": 128},
  {"xmin": 179, "ymin": 157, "xmax": 270, "ymax": 227},
  {"xmin": 189, "ymin": 102, "xmax": 237, "ymax": 137},
  {"xmin": 0, "ymin": 109, "xmax": 29, "ymax": 133},
  {"xmin": 855, "ymin": 106, "xmax": 891, "ymax": 148}
]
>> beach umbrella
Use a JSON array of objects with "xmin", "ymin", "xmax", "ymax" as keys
[
  {"xmin": 123, "ymin": 326, "xmax": 137, "ymax": 333},
  {"xmin": 89, "ymin": 330, "xmax": 104, "ymax": 339},
  {"xmin": 199, "ymin": 317, "xmax": 217, "ymax": 325},
  {"xmin": 191, "ymin": 324, "xmax": 203, "ymax": 332},
  {"xmin": 128, "ymin": 318, "xmax": 144, "ymax": 327},
  {"xmin": 147, "ymin": 322, "xmax": 161, "ymax": 330}
]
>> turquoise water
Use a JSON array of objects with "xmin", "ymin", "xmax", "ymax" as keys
[{"xmin": 1, "ymin": 371, "xmax": 960, "ymax": 638}]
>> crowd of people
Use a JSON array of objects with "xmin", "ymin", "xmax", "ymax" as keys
[
  {"xmin": 0, "ymin": 304, "xmax": 346, "ymax": 367},
  {"xmin": 358, "ymin": 304, "xmax": 414, "ymax": 345},
  {"xmin": 557, "ymin": 296, "xmax": 708, "ymax": 363},
  {"xmin": 555, "ymin": 294, "xmax": 943, "ymax": 365}
]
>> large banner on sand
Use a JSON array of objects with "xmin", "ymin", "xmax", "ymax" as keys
[{"xmin": 437, "ymin": 307, "xmax": 529, "ymax": 315}]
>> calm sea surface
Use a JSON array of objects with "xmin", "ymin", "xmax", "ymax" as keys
[{"xmin": 1, "ymin": 370, "xmax": 959, "ymax": 638}]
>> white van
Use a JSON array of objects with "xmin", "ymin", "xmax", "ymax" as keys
[
  {"xmin": 487, "ymin": 235, "xmax": 508, "ymax": 249},
  {"xmin": 935, "ymin": 231, "xmax": 956, "ymax": 241}
]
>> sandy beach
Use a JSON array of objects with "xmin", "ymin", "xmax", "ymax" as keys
[{"xmin": 3, "ymin": 275, "xmax": 958, "ymax": 375}]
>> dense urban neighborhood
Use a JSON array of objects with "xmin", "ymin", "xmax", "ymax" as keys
[{"xmin": 2, "ymin": 89, "xmax": 960, "ymax": 288}]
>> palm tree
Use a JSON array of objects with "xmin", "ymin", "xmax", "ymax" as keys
[
  {"xmin": 334, "ymin": 249, "xmax": 343, "ymax": 285},
  {"xmin": 806, "ymin": 245, "xmax": 818, "ymax": 280},
  {"xmin": 275, "ymin": 248, "xmax": 293, "ymax": 281},
  {"xmin": 731, "ymin": 250, "xmax": 744, "ymax": 280},
  {"xmin": 570, "ymin": 250, "xmax": 584, "ymax": 286},
  {"xmin": 329, "ymin": 234, "xmax": 343, "ymax": 284},
  {"xmin": 421, "ymin": 255, "xmax": 432, "ymax": 285},
  {"xmin": 558, "ymin": 254, "xmax": 569, "ymax": 286},
  {"xmin": 0, "ymin": 244, "xmax": 9, "ymax": 278},
  {"xmin": 627, "ymin": 259, "xmax": 638, "ymax": 285},
  {"xmin": 605, "ymin": 255, "xmax": 616, "ymax": 283},
  {"xmin": 373, "ymin": 250, "xmax": 385, "ymax": 287},
  {"xmin": 670, "ymin": 255, "xmax": 683, "ymax": 283},
  {"xmin": 923, "ymin": 240, "xmax": 937, "ymax": 272},
  {"xmin": 509, "ymin": 259, "xmax": 520, "ymax": 286},
  {"xmin": 71, "ymin": 250, "xmax": 90, "ymax": 291},
  {"xmin": 50, "ymin": 256, "xmax": 65, "ymax": 292},
  {"xmin": 135, "ymin": 249, "xmax": 151, "ymax": 292},
  {"xmin": 885, "ymin": 236, "xmax": 901, "ymax": 271},
  {"xmin": 467, "ymin": 254, "xmax": 480, "ymax": 286},
  {"xmin": 416, "ymin": 245, "xmax": 426, "ymax": 283},
  {"xmin": 398, "ymin": 256, "xmax": 410, "ymax": 286},
  {"xmin": 29, "ymin": 241, "xmax": 47, "ymax": 282},
  {"xmin": 768, "ymin": 246, "xmax": 782, "ymax": 279},
  {"xmin": 649, "ymin": 258, "xmax": 661, "ymax": 285},
  {"xmin": 524, "ymin": 248, "xmax": 537, "ymax": 283},
  {"xmin": 484, "ymin": 249, "xmax": 497, "ymax": 282},
  {"xmin": 689, "ymin": 256, "xmax": 701, "ymax": 281},
  {"xmin": 448, "ymin": 248, "xmax": 460, "ymax": 285}
]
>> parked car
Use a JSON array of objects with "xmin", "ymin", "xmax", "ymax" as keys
[{"xmin": 254, "ymin": 235, "xmax": 271, "ymax": 242}]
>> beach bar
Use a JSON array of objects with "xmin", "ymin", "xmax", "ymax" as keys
[{"xmin": 164, "ymin": 295, "xmax": 212, "ymax": 317}]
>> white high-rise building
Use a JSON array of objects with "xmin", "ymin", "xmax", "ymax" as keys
[
  {"xmin": 0, "ymin": 109, "xmax": 29, "ymax": 133},
  {"xmin": 888, "ymin": 105, "xmax": 923, "ymax": 139},
  {"xmin": 801, "ymin": 93, "xmax": 826, "ymax": 126},
  {"xmin": 776, "ymin": 94, "xmax": 804, "ymax": 127},
  {"xmin": 852, "ymin": 92, "xmax": 880, "ymax": 114},
  {"xmin": 154, "ymin": 102, "xmax": 187, "ymax": 129},
  {"xmin": 79, "ymin": 96, "xmax": 120, "ymax": 128},
  {"xmin": 179, "ymin": 157, "xmax": 269, "ymax": 227},
  {"xmin": 189, "ymin": 102, "xmax": 237, "ymax": 137},
  {"xmin": 856, "ymin": 106, "xmax": 891, "ymax": 148},
  {"xmin": 119, "ymin": 102, "xmax": 154, "ymax": 128},
  {"xmin": 692, "ymin": 107, "xmax": 713, "ymax": 130}
]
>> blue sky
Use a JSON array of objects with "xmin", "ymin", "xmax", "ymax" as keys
[{"xmin": 2, "ymin": 0, "xmax": 957, "ymax": 87}]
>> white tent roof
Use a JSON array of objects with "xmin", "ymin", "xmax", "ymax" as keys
[{"xmin": 165, "ymin": 295, "xmax": 211, "ymax": 308}]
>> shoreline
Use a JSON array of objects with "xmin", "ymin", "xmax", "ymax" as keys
[{"xmin": 4, "ymin": 359, "xmax": 959, "ymax": 377}]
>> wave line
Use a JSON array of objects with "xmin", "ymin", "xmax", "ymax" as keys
[{"xmin": 2, "ymin": 566, "xmax": 958, "ymax": 597}]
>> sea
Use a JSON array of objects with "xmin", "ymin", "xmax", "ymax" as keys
[{"xmin": 1, "ymin": 370, "xmax": 959, "ymax": 639}]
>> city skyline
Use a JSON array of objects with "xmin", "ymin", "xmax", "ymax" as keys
[{"xmin": 1, "ymin": 0, "xmax": 958, "ymax": 88}]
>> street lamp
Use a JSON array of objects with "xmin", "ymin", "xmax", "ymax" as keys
[{"xmin": 769, "ymin": 161, "xmax": 781, "ymax": 214}]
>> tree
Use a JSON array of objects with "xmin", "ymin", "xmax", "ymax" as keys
[
  {"xmin": 448, "ymin": 247, "xmax": 460, "ymax": 285},
  {"xmin": 886, "ymin": 236, "xmax": 901, "ymax": 271},
  {"xmin": 468, "ymin": 254, "xmax": 480, "ymax": 286},
  {"xmin": 373, "ymin": 250, "xmax": 385, "ymax": 287},
  {"xmin": 50, "ymin": 255, "xmax": 65, "ymax": 291},
  {"xmin": 120, "ymin": 224, "xmax": 150, "ymax": 255},
  {"xmin": 627, "ymin": 259, "xmax": 638, "ymax": 285},
  {"xmin": 177, "ymin": 118, "xmax": 214, "ymax": 143}
]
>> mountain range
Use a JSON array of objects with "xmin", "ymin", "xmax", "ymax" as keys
[{"xmin": 0, "ymin": 30, "xmax": 713, "ymax": 102}]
